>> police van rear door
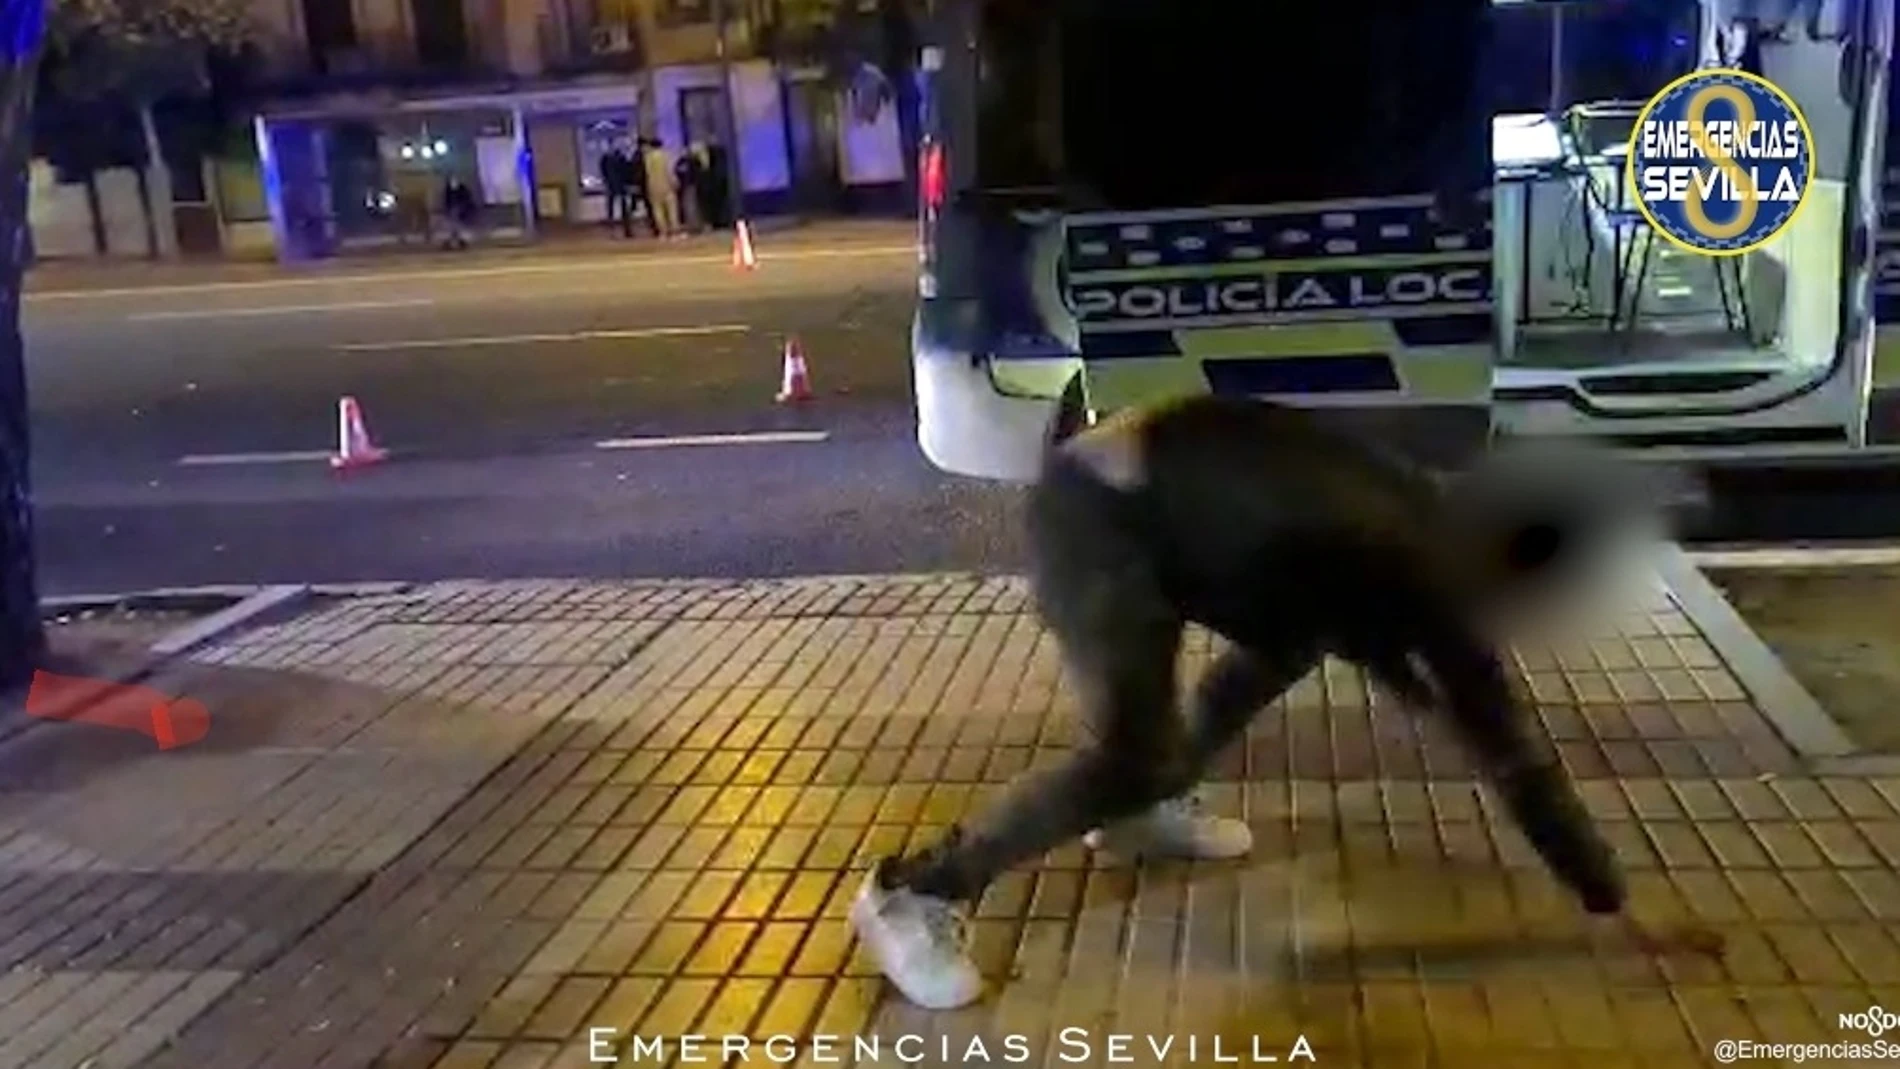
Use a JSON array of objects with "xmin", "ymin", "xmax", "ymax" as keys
[
  {"xmin": 912, "ymin": 0, "xmax": 1082, "ymax": 407},
  {"xmin": 1873, "ymin": 6, "xmax": 1900, "ymax": 445},
  {"xmin": 1491, "ymin": 0, "xmax": 1892, "ymax": 458},
  {"xmin": 1044, "ymin": 0, "xmax": 1500, "ymax": 466}
]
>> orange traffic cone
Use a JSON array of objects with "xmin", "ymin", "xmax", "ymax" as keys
[
  {"xmin": 732, "ymin": 219, "xmax": 758, "ymax": 271},
  {"xmin": 330, "ymin": 396, "xmax": 388, "ymax": 470},
  {"xmin": 776, "ymin": 337, "xmax": 812, "ymax": 403}
]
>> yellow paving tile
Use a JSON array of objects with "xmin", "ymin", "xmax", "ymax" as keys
[{"xmin": 36, "ymin": 573, "xmax": 1884, "ymax": 1069}]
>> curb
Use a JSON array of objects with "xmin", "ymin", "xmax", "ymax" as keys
[
  {"xmin": 1688, "ymin": 544, "xmax": 1900, "ymax": 569},
  {"xmin": 4, "ymin": 585, "xmax": 323, "ymax": 749},
  {"xmin": 150, "ymin": 585, "xmax": 311, "ymax": 658},
  {"xmin": 42, "ymin": 581, "xmax": 412, "ymax": 617},
  {"xmin": 1654, "ymin": 546, "xmax": 1858, "ymax": 760},
  {"xmin": 1685, "ymin": 544, "xmax": 1900, "ymax": 773},
  {"xmin": 16, "ymin": 557, "xmax": 1872, "ymax": 761}
]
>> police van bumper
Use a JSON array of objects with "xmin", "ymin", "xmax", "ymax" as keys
[{"xmin": 912, "ymin": 313, "xmax": 1052, "ymax": 484}]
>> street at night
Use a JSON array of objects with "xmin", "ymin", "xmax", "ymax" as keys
[
  {"xmin": 20, "ymin": 222, "xmax": 1900, "ymax": 598},
  {"xmin": 7, "ymin": 0, "xmax": 1900, "ymax": 1064},
  {"xmin": 23, "ymin": 224, "xmax": 1030, "ymax": 596}
]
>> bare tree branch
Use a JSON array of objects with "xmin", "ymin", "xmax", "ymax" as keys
[{"xmin": 45, "ymin": 0, "xmax": 254, "ymax": 102}]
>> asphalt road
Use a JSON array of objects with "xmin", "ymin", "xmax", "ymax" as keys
[
  {"xmin": 24, "ymin": 227, "xmax": 1030, "ymax": 597},
  {"xmin": 21, "ymin": 223, "xmax": 1900, "ymax": 597}
]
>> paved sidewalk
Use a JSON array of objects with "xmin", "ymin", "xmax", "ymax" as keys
[{"xmin": 2, "ymin": 559, "xmax": 1896, "ymax": 1068}]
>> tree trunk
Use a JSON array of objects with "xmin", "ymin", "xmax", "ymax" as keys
[
  {"xmin": 891, "ymin": 64, "xmax": 921, "ymax": 204},
  {"xmin": 877, "ymin": 0, "xmax": 922, "ymax": 204},
  {"xmin": 639, "ymin": 65, "xmax": 660, "ymax": 140},
  {"xmin": 137, "ymin": 103, "xmax": 176, "ymax": 260},
  {"xmin": 774, "ymin": 62, "xmax": 799, "ymax": 212},
  {"xmin": 133, "ymin": 162, "xmax": 154, "ymax": 257},
  {"xmin": 81, "ymin": 170, "xmax": 105, "ymax": 255},
  {"xmin": 763, "ymin": 3, "xmax": 800, "ymax": 211},
  {"xmin": 202, "ymin": 155, "xmax": 227, "ymax": 254},
  {"xmin": 0, "ymin": 2, "xmax": 45, "ymax": 688},
  {"xmin": 711, "ymin": 0, "xmax": 748, "ymax": 223}
]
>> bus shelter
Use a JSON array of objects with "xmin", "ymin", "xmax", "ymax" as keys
[{"xmin": 254, "ymin": 94, "xmax": 536, "ymax": 263}]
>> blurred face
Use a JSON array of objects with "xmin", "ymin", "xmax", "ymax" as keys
[{"xmin": 1440, "ymin": 441, "xmax": 1690, "ymax": 648}]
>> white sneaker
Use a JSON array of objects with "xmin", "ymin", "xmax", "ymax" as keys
[
  {"xmin": 1083, "ymin": 793, "xmax": 1254, "ymax": 860},
  {"xmin": 849, "ymin": 867, "xmax": 984, "ymax": 1009}
]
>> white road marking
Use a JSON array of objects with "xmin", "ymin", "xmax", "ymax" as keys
[
  {"xmin": 177, "ymin": 451, "xmax": 334, "ymax": 466},
  {"xmin": 176, "ymin": 428, "xmax": 824, "ymax": 464},
  {"xmin": 335, "ymin": 324, "xmax": 749, "ymax": 352},
  {"xmin": 594, "ymin": 430, "xmax": 830, "ymax": 450},
  {"xmin": 127, "ymin": 299, "xmax": 435, "ymax": 322},
  {"xmin": 29, "ymin": 243, "xmax": 915, "ymax": 303},
  {"xmin": 1690, "ymin": 544, "xmax": 1900, "ymax": 569}
]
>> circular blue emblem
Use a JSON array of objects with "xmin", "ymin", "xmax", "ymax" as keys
[{"xmin": 1626, "ymin": 68, "xmax": 1814, "ymax": 256}]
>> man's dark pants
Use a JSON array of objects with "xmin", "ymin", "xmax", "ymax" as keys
[{"xmin": 880, "ymin": 454, "xmax": 1318, "ymax": 903}]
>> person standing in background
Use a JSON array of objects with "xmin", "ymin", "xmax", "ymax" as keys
[
  {"xmin": 599, "ymin": 145, "xmax": 632, "ymax": 236},
  {"xmin": 393, "ymin": 168, "xmax": 435, "ymax": 246},
  {"xmin": 676, "ymin": 144, "xmax": 706, "ymax": 233},
  {"xmin": 642, "ymin": 138, "xmax": 683, "ymax": 240},
  {"xmin": 700, "ymin": 140, "xmax": 733, "ymax": 230},
  {"xmin": 600, "ymin": 146, "xmax": 630, "ymax": 236},
  {"xmin": 440, "ymin": 175, "xmax": 477, "ymax": 250},
  {"xmin": 626, "ymin": 139, "xmax": 655, "ymax": 237}
]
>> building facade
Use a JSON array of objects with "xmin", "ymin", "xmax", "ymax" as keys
[{"xmin": 30, "ymin": 0, "xmax": 909, "ymax": 261}]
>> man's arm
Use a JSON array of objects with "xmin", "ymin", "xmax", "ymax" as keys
[
  {"xmin": 1404, "ymin": 613, "xmax": 1721, "ymax": 956},
  {"xmin": 1392, "ymin": 618, "xmax": 1626, "ymax": 914}
]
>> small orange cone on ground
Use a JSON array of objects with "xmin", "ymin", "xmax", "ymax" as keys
[
  {"xmin": 732, "ymin": 219, "xmax": 758, "ymax": 271},
  {"xmin": 776, "ymin": 337, "xmax": 813, "ymax": 403},
  {"xmin": 330, "ymin": 395, "xmax": 389, "ymax": 470}
]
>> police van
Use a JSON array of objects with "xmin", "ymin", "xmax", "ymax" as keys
[{"xmin": 910, "ymin": 0, "xmax": 1897, "ymax": 482}]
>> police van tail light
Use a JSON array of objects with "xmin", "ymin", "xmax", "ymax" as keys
[
  {"xmin": 920, "ymin": 140, "xmax": 946, "ymax": 216},
  {"xmin": 917, "ymin": 140, "xmax": 946, "ymax": 296}
]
